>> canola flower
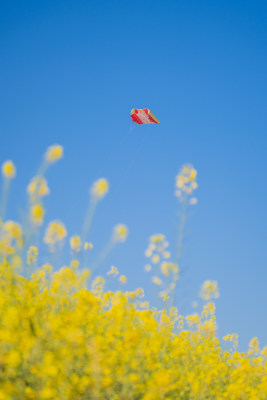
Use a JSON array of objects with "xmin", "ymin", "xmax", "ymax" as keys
[
  {"xmin": 112, "ymin": 224, "xmax": 128, "ymax": 243},
  {"xmin": 70, "ymin": 235, "xmax": 82, "ymax": 252},
  {"xmin": 44, "ymin": 220, "xmax": 67, "ymax": 248},
  {"xmin": 0, "ymin": 147, "xmax": 266, "ymax": 399},
  {"xmin": 145, "ymin": 235, "xmax": 179, "ymax": 300},
  {"xmin": 199, "ymin": 280, "xmax": 220, "ymax": 300},
  {"xmin": 90, "ymin": 178, "xmax": 109, "ymax": 200},
  {"xmin": 175, "ymin": 163, "xmax": 198, "ymax": 204},
  {"xmin": 27, "ymin": 176, "xmax": 50, "ymax": 202},
  {"xmin": 84, "ymin": 242, "xmax": 93, "ymax": 250},
  {"xmin": 45, "ymin": 144, "xmax": 64, "ymax": 163},
  {"xmin": 30, "ymin": 203, "xmax": 45, "ymax": 226},
  {"xmin": 2, "ymin": 160, "xmax": 16, "ymax": 179},
  {"xmin": 0, "ymin": 262, "xmax": 266, "ymax": 400}
]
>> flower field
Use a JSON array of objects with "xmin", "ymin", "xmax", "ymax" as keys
[{"xmin": 0, "ymin": 146, "xmax": 266, "ymax": 399}]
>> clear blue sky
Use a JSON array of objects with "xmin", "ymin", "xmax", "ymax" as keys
[{"xmin": 1, "ymin": 0, "xmax": 266, "ymax": 349}]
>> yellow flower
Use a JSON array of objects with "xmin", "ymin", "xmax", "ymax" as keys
[
  {"xmin": 152, "ymin": 276, "xmax": 162, "ymax": 285},
  {"xmin": 175, "ymin": 164, "xmax": 198, "ymax": 204},
  {"xmin": 150, "ymin": 234, "xmax": 165, "ymax": 243},
  {"xmin": 119, "ymin": 275, "xmax": 127, "ymax": 283},
  {"xmin": 161, "ymin": 262, "xmax": 179, "ymax": 277},
  {"xmin": 107, "ymin": 266, "xmax": 119, "ymax": 276},
  {"xmin": 90, "ymin": 178, "xmax": 109, "ymax": 200},
  {"xmin": 189, "ymin": 197, "xmax": 198, "ymax": 205},
  {"xmin": 3, "ymin": 220, "xmax": 23, "ymax": 248},
  {"xmin": 2, "ymin": 160, "xmax": 16, "ymax": 179},
  {"xmin": 27, "ymin": 177, "xmax": 50, "ymax": 200},
  {"xmin": 112, "ymin": 224, "xmax": 128, "ymax": 242},
  {"xmin": 44, "ymin": 220, "xmax": 67, "ymax": 246},
  {"xmin": 45, "ymin": 144, "xmax": 63, "ymax": 163},
  {"xmin": 70, "ymin": 235, "xmax": 81, "ymax": 252},
  {"xmin": 30, "ymin": 203, "xmax": 45, "ymax": 226},
  {"xmin": 248, "ymin": 337, "xmax": 260, "ymax": 355},
  {"xmin": 70, "ymin": 259, "xmax": 79, "ymax": 270},
  {"xmin": 84, "ymin": 242, "xmax": 93, "ymax": 250},
  {"xmin": 186, "ymin": 314, "xmax": 201, "ymax": 326},
  {"xmin": 199, "ymin": 280, "xmax": 219, "ymax": 300},
  {"xmin": 160, "ymin": 293, "xmax": 169, "ymax": 302},
  {"xmin": 151, "ymin": 254, "xmax": 160, "ymax": 264},
  {"xmin": 27, "ymin": 246, "xmax": 38, "ymax": 265},
  {"xmin": 163, "ymin": 250, "xmax": 171, "ymax": 259}
]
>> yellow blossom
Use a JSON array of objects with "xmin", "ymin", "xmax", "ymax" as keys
[
  {"xmin": 175, "ymin": 164, "xmax": 198, "ymax": 204},
  {"xmin": 2, "ymin": 160, "xmax": 16, "ymax": 179},
  {"xmin": 119, "ymin": 275, "xmax": 127, "ymax": 283},
  {"xmin": 45, "ymin": 144, "xmax": 63, "ymax": 163},
  {"xmin": 199, "ymin": 280, "xmax": 219, "ymax": 300},
  {"xmin": 70, "ymin": 235, "xmax": 81, "ymax": 252},
  {"xmin": 151, "ymin": 254, "xmax": 160, "ymax": 264},
  {"xmin": 90, "ymin": 178, "xmax": 109, "ymax": 200},
  {"xmin": 27, "ymin": 176, "xmax": 50, "ymax": 200},
  {"xmin": 189, "ymin": 197, "xmax": 198, "ymax": 205},
  {"xmin": 161, "ymin": 262, "xmax": 179, "ymax": 277},
  {"xmin": 2, "ymin": 220, "xmax": 23, "ymax": 248},
  {"xmin": 107, "ymin": 265, "xmax": 119, "ymax": 276},
  {"xmin": 150, "ymin": 234, "xmax": 165, "ymax": 243},
  {"xmin": 84, "ymin": 242, "xmax": 93, "ymax": 250},
  {"xmin": 44, "ymin": 220, "xmax": 67, "ymax": 246},
  {"xmin": 112, "ymin": 224, "xmax": 128, "ymax": 242},
  {"xmin": 152, "ymin": 276, "xmax": 162, "ymax": 285},
  {"xmin": 30, "ymin": 203, "xmax": 45, "ymax": 226},
  {"xmin": 27, "ymin": 246, "xmax": 38, "ymax": 265}
]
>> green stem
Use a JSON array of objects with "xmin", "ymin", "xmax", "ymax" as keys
[{"xmin": 0, "ymin": 179, "xmax": 10, "ymax": 220}]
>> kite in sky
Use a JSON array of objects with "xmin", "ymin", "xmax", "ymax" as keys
[{"xmin": 131, "ymin": 109, "xmax": 160, "ymax": 125}]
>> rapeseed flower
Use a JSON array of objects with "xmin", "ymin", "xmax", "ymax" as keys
[
  {"xmin": 119, "ymin": 274, "xmax": 127, "ymax": 283},
  {"xmin": 90, "ymin": 178, "xmax": 109, "ymax": 200},
  {"xmin": 1, "ymin": 160, "xmax": 16, "ymax": 179},
  {"xmin": 0, "ymin": 149, "xmax": 266, "ymax": 399},
  {"xmin": 30, "ymin": 203, "xmax": 45, "ymax": 225},
  {"xmin": 44, "ymin": 220, "xmax": 67, "ymax": 246},
  {"xmin": 27, "ymin": 176, "xmax": 50, "ymax": 201},
  {"xmin": 45, "ymin": 144, "xmax": 63, "ymax": 163},
  {"xmin": 84, "ymin": 242, "xmax": 93, "ymax": 250},
  {"xmin": 112, "ymin": 224, "xmax": 128, "ymax": 242},
  {"xmin": 70, "ymin": 235, "xmax": 81, "ymax": 252},
  {"xmin": 199, "ymin": 280, "xmax": 220, "ymax": 300}
]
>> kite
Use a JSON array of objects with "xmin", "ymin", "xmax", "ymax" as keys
[{"xmin": 131, "ymin": 109, "xmax": 160, "ymax": 125}]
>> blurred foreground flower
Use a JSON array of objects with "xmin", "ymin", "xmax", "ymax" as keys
[
  {"xmin": 0, "ymin": 148, "xmax": 266, "ymax": 399},
  {"xmin": 175, "ymin": 163, "xmax": 198, "ymax": 204},
  {"xmin": 112, "ymin": 224, "xmax": 128, "ymax": 243},
  {"xmin": 70, "ymin": 235, "xmax": 82, "ymax": 252},
  {"xmin": 2, "ymin": 160, "xmax": 16, "ymax": 179},
  {"xmin": 90, "ymin": 178, "xmax": 109, "ymax": 200},
  {"xmin": 199, "ymin": 280, "xmax": 220, "ymax": 300},
  {"xmin": 44, "ymin": 220, "xmax": 67, "ymax": 247},
  {"xmin": 27, "ymin": 177, "xmax": 50, "ymax": 201},
  {"xmin": 30, "ymin": 203, "xmax": 45, "ymax": 226},
  {"xmin": 45, "ymin": 144, "xmax": 63, "ymax": 163}
]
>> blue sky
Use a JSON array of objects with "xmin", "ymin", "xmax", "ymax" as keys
[{"xmin": 1, "ymin": 0, "xmax": 266, "ymax": 349}]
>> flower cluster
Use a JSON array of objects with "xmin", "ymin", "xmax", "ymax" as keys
[
  {"xmin": 0, "ymin": 262, "xmax": 265, "ymax": 399},
  {"xmin": 175, "ymin": 164, "xmax": 198, "ymax": 205},
  {"xmin": 0, "ymin": 147, "xmax": 266, "ymax": 399},
  {"xmin": 145, "ymin": 234, "xmax": 179, "ymax": 301}
]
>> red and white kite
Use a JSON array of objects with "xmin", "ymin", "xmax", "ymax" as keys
[{"xmin": 131, "ymin": 109, "xmax": 160, "ymax": 125}]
